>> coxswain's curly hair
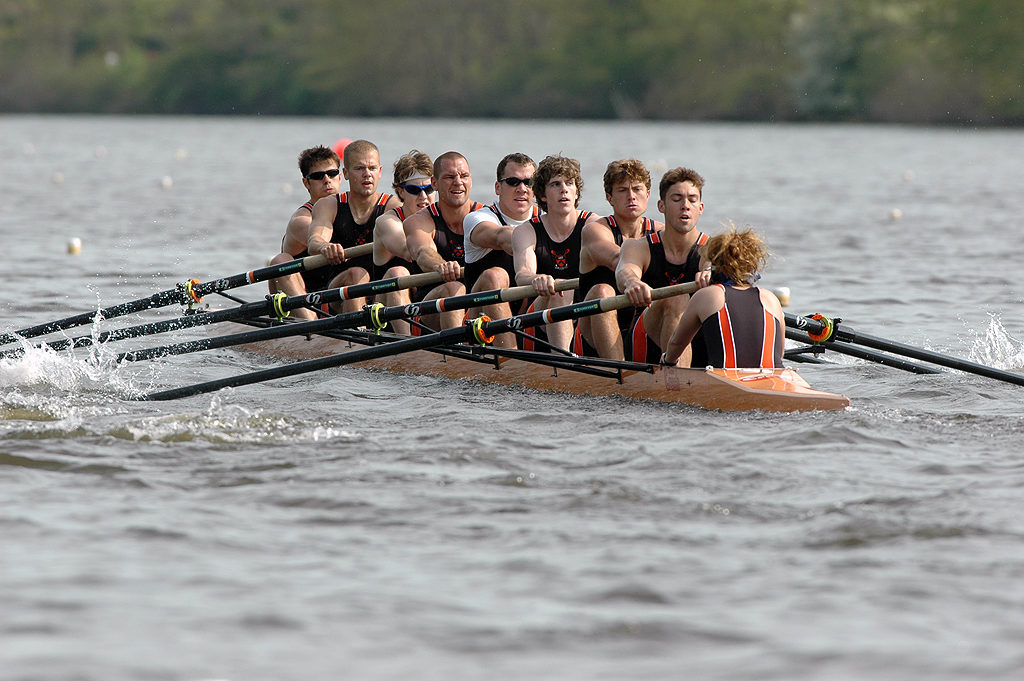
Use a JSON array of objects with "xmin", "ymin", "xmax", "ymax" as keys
[
  {"xmin": 392, "ymin": 149, "xmax": 433, "ymax": 190},
  {"xmin": 700, "ymin": 222, "xmax": 770, "ymax": 285},
  {"xmin": 532, "ymin": 154, "xmax": 584, "ymax": 211}
]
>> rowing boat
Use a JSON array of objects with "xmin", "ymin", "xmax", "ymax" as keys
[{"xmin": 225, "ymin": 318, "xmax": 850, "ymax": 412}]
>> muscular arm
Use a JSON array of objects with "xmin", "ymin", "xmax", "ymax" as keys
[
  {"xmin": 615, "ymin": 237, "xmax": 653, "ymax": 306},
  {"xmin": 404, "ymin": 211, "xmax": 459, "ymax": 281},
  {"xmin": 307, "ymin": 195, "xmax": 345, "ymax": 264},
  {"xmin": 469, "ymin": 218, "xmax": 514, "ymax": 254},
  {"xmin": 580, "ymin": 220, "xmax": 619, "ymax": 274},
  {"xmin": 662, "ymin": 287, "xmax": 719, "ymax": 365},
  {"xmin": 373, "ymin": 211, "xmax": 410, "ymax": 265},
  {"xmin": 281, "ymin": 210, "xmax": 312, "ymax": 257}
]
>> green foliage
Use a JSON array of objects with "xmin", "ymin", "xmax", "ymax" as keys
[{"xmin": 0, "ymin": 0, "xmax": 1018, "ymax": 124}]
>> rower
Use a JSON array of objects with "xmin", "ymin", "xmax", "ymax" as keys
[
  {"xmin": 575, "ymin": 159, "xmax": 663, "ymax": 359},
  {"xmin": 403, "ymin": 151, "xmax": 482, "ymax": 331},
  {"xmin": 661, "ymin": 225, "xmax": 784, "ymax": 369},
  {"xmin": 615, "ymin": 167, "xmax": 713, "ymax": 365},
  {"xmin": 307, "ymin": 139, "xmax": 401, "ymax": 313},
  {"xmin": 511, "ymin": 154, "xmax": 598, "ymax": 352},
  {"xmin": 267, "ymin": 145, "xmax": 342, "ymax": 320},
  {"xmin": 462, "ymin": 152, "xmax": 539, "ymax": 348},
  {"xmin": 371, "ymin": 150, "xmax": 435, "ymax": 335}
]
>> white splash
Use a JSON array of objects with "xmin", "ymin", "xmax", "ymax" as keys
[{"xmin": 963, "ymin": 314, "xmax": 1024, "ymax": 371}]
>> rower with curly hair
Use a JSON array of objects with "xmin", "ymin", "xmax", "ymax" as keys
[{"xmin": 660, "ymin": 224, "xmax": 784, "ymax": 369}]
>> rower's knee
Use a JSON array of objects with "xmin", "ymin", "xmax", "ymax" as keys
[
  {"xmin": 585, "ymin": 283, "xmax": 616, "ymax": 300},
  {"xmin": 384, "ymin": 265, "xmax": 410, "ymax": 279},
  {"xmin": 270, "ymin": 252, "xmax": 293, "ymax": 266},
  {"xmin": 472, "ymin": 267, "xmax": 510, "ymax": 292}
]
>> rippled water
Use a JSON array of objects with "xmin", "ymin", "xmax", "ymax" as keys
[{"xmin": 2, "ymin": 116, "xmax": 1024, "ymax": 680}]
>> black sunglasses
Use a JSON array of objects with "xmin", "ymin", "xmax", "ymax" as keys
[
  {"xmin": 402, "ymin": 183, "xmax": 433, "ymax": 195},
  {"xmin": 499, "ymin": 176, "xmax": 533, "ymax": 188},
  {"xmin": 306, "ymin": 168, "xmax": 341, "ymax": 180}
]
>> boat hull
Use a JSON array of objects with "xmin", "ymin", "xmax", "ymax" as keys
[{"xmin": 228, "ymin": 324, "xmax": 850, "ymax": 413}]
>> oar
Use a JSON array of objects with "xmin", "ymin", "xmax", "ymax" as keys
[
  {"xmin": 119, "ymin": 278, "xmax": 579, "ymax": 363},
  {"xmin": 786, "ymin": 312, "xmax": 1024, "ymax": 386},
  {"xmin": 0, "ymin": 244, "xmax": 370, "ymax": 347},
  {"xmin": 786, "ymin": 329, "xmax": 942, "ymax": 374},
  {"xmin": 0, "ymin": 261, "xmax": 432, "ymax": 358},
  {"xmin": 140, "ymin": 281, "xmax": 696, "ymax": 401}
]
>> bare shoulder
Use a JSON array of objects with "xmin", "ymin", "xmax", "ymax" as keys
[
  {"xmin": 403, "ymin": 206, "xmax": 433, "ymax": 234},
  {"xmin": 582, "ymin": 217, "xmax": 613, "ymax": 241},
  {"xmin": 759, "ymin": 287, "xmax": 784, "ymax": 317}
]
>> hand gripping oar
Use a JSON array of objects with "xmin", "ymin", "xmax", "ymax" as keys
[
  {"xmin": 141, "ymin": 281, "xmax": 696, "ymax": 401},
  {"xmin": 119, "ymin": 278, "xmax": 579, "ymax": 363},
  {"xmin": 0, "ymin": 244, "xmax": 370, "ymax": 347},
  {"xmin": 0, "ymin": 260, "xmax": 431, "ymax": 359},
  {"xmin": 786, "ymin": 312, "xmax": 1024, "ymax": 387}
]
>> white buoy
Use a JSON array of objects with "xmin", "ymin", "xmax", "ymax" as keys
[
  {"xmin": 770, "ymin": 286, "xmax": 790, "ymax": 307},
  {"xmin": 160, "ymin": 176, "xmax": 174, "ymax": 189},
  {"xmin": 175, "ymin": 148, "xmax": 189, "ymax": 161},
  {"xmin": 52, "ymin": 172, "xmax": 65, "ymax": 184},
  {"xmin": 890, "ymin": 208, "xmax": 903, "ymax": 221},
  {"xmin": 67, "ymin": 237, "xmax": 82, "ymax": 255},
  {"xmin": 903, "ymin": 170, "xmax": 916, "ymax": 182},
  {"xmin": 282, "ymin": 183, "xmax": 294, "ymax": 196}
]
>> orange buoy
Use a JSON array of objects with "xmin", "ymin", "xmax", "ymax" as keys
[{"xmin": 332, "ymin": 138, "xmax": 352, "ymax": 158}]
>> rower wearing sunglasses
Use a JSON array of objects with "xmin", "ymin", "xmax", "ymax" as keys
[
  {"xmin": 371, "ymin": 150, "xmax": 435, "ymax": 335},
  {"xmin": 461, "ymin": 152, "xmax": 539, "ymax": 349},
  {"xmin": 267, "ymin": 145, "xmax": 342, "ymax": 320},
  {"xmin": 308, "ymin": 139, "xmax": 401, "ymax": 314}
]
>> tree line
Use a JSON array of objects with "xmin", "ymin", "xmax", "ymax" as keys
[{"xmin": 1, "ymin": 0, "xmax": 1020, "ymax": 125}]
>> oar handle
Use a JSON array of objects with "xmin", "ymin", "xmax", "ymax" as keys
[{"xmin": 296, "ymin": 242, "xmax": 372, "ymax": 272}]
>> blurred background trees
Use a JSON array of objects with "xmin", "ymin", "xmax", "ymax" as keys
[{"xmin": 1, "ymin": 0, "xmax": 1019, "ymax": 124}]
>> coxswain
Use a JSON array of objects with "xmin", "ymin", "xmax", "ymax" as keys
[{"xmin": 661, "ymin": 224, "xmax": 784, "ymax": 369}]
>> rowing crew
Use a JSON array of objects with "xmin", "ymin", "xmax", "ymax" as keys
[{"xmin": 268, "ymin": 142, "xmax": 784, "ymax": 371}]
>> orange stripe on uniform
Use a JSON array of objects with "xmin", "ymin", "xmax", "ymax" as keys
[
  {"xmin": 718, "ymin": 306, "xmax": 737, "ymax": 368},
  {"xmin": 761, "ymin": 310, "xmax": 777, "ymax": 368},
  {"xmin": 631, "ymin": 312, "xmax": 649, "ymax": 363}
]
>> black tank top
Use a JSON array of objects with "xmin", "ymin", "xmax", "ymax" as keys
[
  {"xmin": 640, "ymin": 230, "xmax": 708, "ymax": 288},
  {"xmin": 529, "ymin": 210, "xmax": 593, "ymax": 281},
  {"xmin": 693, "ymin": 285, "xmax": 784, "ymax": 368}
]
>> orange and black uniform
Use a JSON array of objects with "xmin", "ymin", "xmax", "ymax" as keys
[
  {"xmin": 311, "ymin": 192, "xmax": 393, "ymax": 292},
  {"xmin": 520, "ymin": 210, "xmax": 592, "ymax": 352},
  {"xmin": 692, "ymin": 285, "xmax": 784, "ymax": 368},
  {"xmin": 627, "ymin": 230, "xmax": 708, "ymax": 363},
  {"xmin": 572, "ymin": 217, "xmax": 658, "ymax": 356}
]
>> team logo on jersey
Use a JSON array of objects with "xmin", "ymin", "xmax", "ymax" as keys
[
  {"xmin": 664, "ymin": 271, "xmax": 688, "ymax": 286},
  {"xmin": 451, "ymin": 242, "xmax": 464, "ymax": 260},
  {"xmin": 551, "ymin": 248, "xmax": 570, "ymax": 270}
]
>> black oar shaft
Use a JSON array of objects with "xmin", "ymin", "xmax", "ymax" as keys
[
  {"xmin": 0, "ymin": 247, "xmax": 368, "ymax": 346},
  {"xmin": 787, "ymin": 313, "xmax": 1024, "ymax": 386},
  {"xmin": 123, "ymin": 279, "xmax": 579, "ymax": 362},
  {"xmin": 3, "ymin": 268, "xmax": 443, "ymax": 359},
  {"xmin": 786, "ymin": 329, "xmax": 942, "ymax": 374},
  {"xmin": 141, "ymin": 280, "xmax": 691, "ymax": 401}
]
